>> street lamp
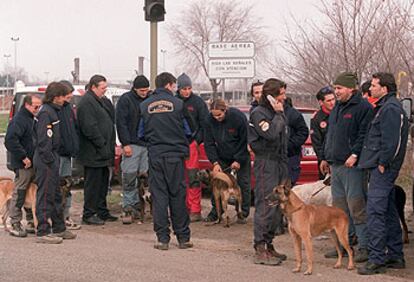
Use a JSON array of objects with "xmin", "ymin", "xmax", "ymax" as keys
[
  {"xmin": 3, "ymin": 54, "xmax": 11, "ymax": 90},
  {"xmin": 160, "ymin": 49, "xmax": 167, "ymax": 71},
  {"xmin": 11, "ymin": 37, "xmax": 20, "ymax": 88}
]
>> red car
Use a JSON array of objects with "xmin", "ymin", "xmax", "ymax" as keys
[{"xmin": 197, "ymin": 106, "xmax": 319, "ymax": 189}]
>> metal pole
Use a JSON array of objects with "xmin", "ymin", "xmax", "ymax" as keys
[
  {"xmin": 138, "ymin": 56, "xmax": 144, "ymax": 75},
  {"xmin": 221, "ymin": 79, "xmax": 225, "ymax": 100},
  {"xmin": 150, "ymin": 22, "xmax": 158, "ymax": 89},
  {"xmin": 3, "ymin": 54, "xmax": 11, "ymax": 91},
  {"xmin": 11, "ymin": 37, "xmax": 19, "ymax": 88}
]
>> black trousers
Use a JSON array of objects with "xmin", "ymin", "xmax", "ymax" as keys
[
  {"xmin": 253, "ymin": 158, "xmax": 288, "ymax": 245},
  {"xmin": 149, "ymin": 156, "xmax": 190, "ymax": 244},
  {"xmin": 83, "ymin": 166, "xmax": 110, "ymax": 219},
  {"xmin": 34, "ymin": 151, "xmax": 65, "ymax": 236}
]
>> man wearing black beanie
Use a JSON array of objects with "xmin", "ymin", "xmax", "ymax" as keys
[
  {"xmin": 175, "ymin": 73, "xmax": 209, "ymax": 222},
  {"xmin": 116, "ymin": 75, "xmax": 151, "ymax": 224}
]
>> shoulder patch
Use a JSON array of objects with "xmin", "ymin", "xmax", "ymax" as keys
[
  {"xmin": 148, "ymin": 100, "xmax": 174, "ymax": 114},
  {"xmin": 47, "ymin": 129, "xmax": 53, "ymax": 138},
  {"xmin": 258, "ymin": 120, "xmax": 270, "ymax": 132}
]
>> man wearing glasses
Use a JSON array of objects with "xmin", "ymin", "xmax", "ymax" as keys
[{"xmin": 5, "ymin": 94, "xmax": 42, "ymax": 237}]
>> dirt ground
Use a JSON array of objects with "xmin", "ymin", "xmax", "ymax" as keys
[{"xmin": 68, "ymin": 186, "xmax": 414, "ymax": 281}]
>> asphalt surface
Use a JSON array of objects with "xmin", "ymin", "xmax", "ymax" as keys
[{"xmin": 0, "ymin": 137, "xmax": 413, "ymax": 282}]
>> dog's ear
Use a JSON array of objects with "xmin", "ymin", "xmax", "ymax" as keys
[{"xmin": 281, "ymin": 179, "xmax": 292, "ymax": 191}]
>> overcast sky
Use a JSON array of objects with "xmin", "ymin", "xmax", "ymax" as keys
[{"xmin": 0, "ymin": 0, "xmax": 316, "ymax": 84}]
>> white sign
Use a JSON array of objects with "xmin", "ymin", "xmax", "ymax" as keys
[
  {"xmin": 208, "ymin": 41, "xmax": 255, "ymax": 58},
  {"xmin": 208, "ymin": 58, "xmax": 255, "ymax": 79}
]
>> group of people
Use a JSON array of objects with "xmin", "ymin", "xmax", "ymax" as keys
[
  {"xmin": 309, "ymin": 72, "xmax": 408, "ymax": 275},
  {"xmin": 4, "ymin": 69, "xmax": 409, "ymax": 275},
  {"xmin": 5, "ymin": 75, "xmax": 117, "ymax": 243}
]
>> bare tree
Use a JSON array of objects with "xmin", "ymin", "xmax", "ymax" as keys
[
  {"xmin": 168, "ymin": 0, "xmax": 268, "ymax": 96},
  {"xmin": 269, "ymin": 0, "xmax": 414, "ymax": 96}
]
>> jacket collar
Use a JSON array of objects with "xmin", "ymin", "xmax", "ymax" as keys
[
  {"xmin": 130, "ymin": 90, "xmax": 147, "ymax": 102},
  {"xmin": 376, "ymin": 91, "xmax": 397, "ymax": 107},
  {"xmin": 20, "ymin": 106, "xmax": 34, "ymax": 118},
  {"xmin": 154, "ymin": 88, "xmax": 173, "ymax": 96},
  {"xmin": 176, "ymin": 91, "xmax": 193, "ymax": 101}
]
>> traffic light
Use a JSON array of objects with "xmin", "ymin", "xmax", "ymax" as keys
[{"xmin": 144, "ymin": 0, "xmax": 165, "ymax": 22}]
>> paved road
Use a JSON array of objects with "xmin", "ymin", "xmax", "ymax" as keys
[{"xmin": 0, "ymin": 137, "xmax": 412, "ymax": 282}]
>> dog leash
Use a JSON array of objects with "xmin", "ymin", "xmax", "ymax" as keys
[{"xmin": 310, "ymin": 184, "xmax": 329, "ymax": 199}]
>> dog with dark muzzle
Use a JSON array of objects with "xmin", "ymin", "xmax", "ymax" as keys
[
  {"xmin": 266, "ymin": 181, "xmax": 354, "ymax": 275},
  {"xmin": 208, "ymin": 170, "xmax": 243, "ymax": 228}
]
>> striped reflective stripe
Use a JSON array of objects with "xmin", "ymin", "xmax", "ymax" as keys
[{"xmin": 393, "ymin": 114, "xmax": 404, "ymax": 160}]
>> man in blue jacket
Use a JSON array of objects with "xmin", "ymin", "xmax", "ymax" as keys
[
  {"xmin": 58, "ymin": 80, "xmax": 80, "ymax": 230},
  {"xmin": 139, "ymin": 72, "xmax": 193, "ymax": 250},
  {"xmin": 357, "ymin": 73, "xmax": 409, "ymax": 275},
  {"xmin": 203, "ymin": 99, "xmax": 250, "ymax": 224},
  {"xmin": 116, "ymin": 75, "xmax": 150, "ymax": 224},
  {"xmin": 321, "ymin": 72, "xmax": 374, "ymax": 262},
  {"xmin": 5, "ymin": 94, "xmax": 42, "ymax": 237}
]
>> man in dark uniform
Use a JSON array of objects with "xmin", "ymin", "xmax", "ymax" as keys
[
  {"xmin": 310, "ymin": 86, "xmax": 336, "ymax": 179},
  {"xmin": 175, "ymin": 73, "xmax": 209, "ymax": 222},
  {"xmin": 203, "ymin": 99, "xmax": 250, "ymax": 224},
  {"xmin": 34, "ymin": 82, "xmax": 77, "ymax": 244},
  {"xmin": 280, "ymin": 83, "xmax": 309, "ymax": 186},
  {"xmin": 77, "ymin": 75, "xmax": 117, "ymax": 225},
  {"xmin": 248, "ymin": 78, "xmax": 288, "ymax": 265},
  {"xmin": 5, "ymin": 94, "xmax": 42, "ymax": 237},
  {"xmin": 358, "ymin": 73, "xmax": 409, "ymax": 275},
  {"xmin": 57, "ymin": 80, "xmax": 81, "ymax": 230},
  {"xmin": 116, "ymin": 75, "xmax": 150, "ymax": 224},
  {"xmin": 249, "ymin": 80, "xmax": 264, "ymax": 114},
  {"xmin": 139, "ymin": 72, "xmax": 193, "ymax": 250},
  {"xmin": 321, "ymin": 72, "xmax": 373, "ymax": 262}
]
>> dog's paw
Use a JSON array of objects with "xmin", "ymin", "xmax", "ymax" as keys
[
  {"xmin": 292, "ymin": 268, "xmax": 301, "ymax": 273},
  {"xmin": 223, "ymin": 224, "xmax": 230, "ymax": 228},
  {"xmin": 334, "ymin": 263, "xmax": 341, "ymax": 269},
  {"xmin": 347, "ymin": 264, "xmax": 355, "ymax": 270},
  {"xmin": 304, "ymin": 270, "xmax": 312, "ymax": 275}
]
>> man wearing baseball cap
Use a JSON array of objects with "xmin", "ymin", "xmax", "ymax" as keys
[{"xmin": 321, "ymin": 72, "xmax": 374, "ymax": 262}]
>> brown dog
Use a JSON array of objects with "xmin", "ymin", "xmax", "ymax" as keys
[
  {"xmin": 209, "ymin": 171, "xmax": 243, "ymax": 227},
  {"xmin": 0, "ymin": 177, "xmax": 38, "ymax": 231},
  {"xmin": 267, "ymin": 182, "xmax": 354, "ymax": 275}
]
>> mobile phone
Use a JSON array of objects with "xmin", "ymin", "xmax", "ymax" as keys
[{"xmin": 266, "ymin": 95, "xmax": 276, "ymax": 104}]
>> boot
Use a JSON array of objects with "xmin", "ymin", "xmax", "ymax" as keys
[
  {"xmin": 9, "ymin": 223, "xmax": 27, "ymax": 238},
  {"xmin": 122, "ymin": 209, "xmax": 133, "ymax": 225},
  {"xmin": 267, "ymin": 243, "xmax": 287, "ymax": 261},
  {"xmin": 36, "ymin": 234, "xmax": 63, "ymax": 244},
  {"xmin": 354, "ymin": 248, "xmax": 369, "ymax": 263},
  {"xmin": 253, "ymin": 243, "xmax": 282, "ymax": 266}
]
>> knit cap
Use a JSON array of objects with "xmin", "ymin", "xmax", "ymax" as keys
[
  {"xmin": 177, "ymin": 73, "xmax": 192, "ymax": 90},
  {"xmin": 333, "ymin": 72, "xmax": 358, "ymax": 89},
  {"xmin": 133, "ymin": 75, "xmax": 150, "ymax": 89}
]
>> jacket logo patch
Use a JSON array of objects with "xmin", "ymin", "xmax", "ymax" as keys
[
  {"xmin": 228, "ymin": 128, "xmax": 236, "ymax": 134},
  {"xmin": 343, "ymin": 113, "xmax": 352, "ymax": 119},
  {"xmin": 187, "ymin": 105, "xmax": 195, "ymax": 112},
  {"xmin": 148, "ymin": 100, "xmax": 174, "ymax": 114},
  {"xmin": 47, "ymin": 129, "xmax": 53, "ymax": 138},
  {"xmin": 259, "ymin": 120, "xmax": 270, "ymax": 132},
  {"xmin": 320, "ymin": 121, "xmax": 327, "ymax": 128}
]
